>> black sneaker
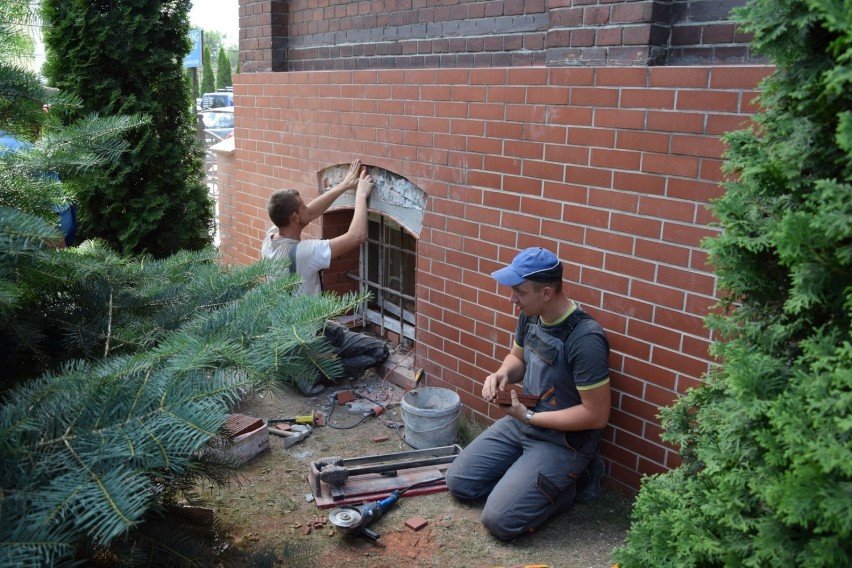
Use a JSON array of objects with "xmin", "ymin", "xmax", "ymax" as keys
[
  {"xmin": 296, "ymin": 377, "xmax": 325, "ymax": 397},
  {"xmin": 574, "ymin": 455, "xmax": 604, "ymax": 503}
]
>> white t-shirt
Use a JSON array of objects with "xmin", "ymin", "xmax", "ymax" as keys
[{"xmin": 261, "ymin": 227, "xmax": 332, "ymax": 296}]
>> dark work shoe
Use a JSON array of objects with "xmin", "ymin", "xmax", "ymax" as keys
[
  {"xmin": 574, "ymin": 455, "xmax": 605, "ymax": 504},
  {"xmin": 295, "ymin": 377, "xmax": 325, "ymax": 397}
]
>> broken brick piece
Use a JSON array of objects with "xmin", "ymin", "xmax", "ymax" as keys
[
  {"xmin": 336, "ymin": 390, "xmax": 355, "ymax": 404},
  {"xmin": 372, "ymin": 435, "xmax": 389, "ymax": 443},
  {"xmin": 494, "ymin": 390, "xmax": 538, "ymax": 409},
  {"xmin": 405, "ymin": 516, "xmax": 428, "ymax": 531},
  {"xmin": 221, "ymin": 414, "xmax": 264, "ymax": 437},
  {"xmin": 273, "ymin": 423, "xmax": 291, "ymax": 432}
]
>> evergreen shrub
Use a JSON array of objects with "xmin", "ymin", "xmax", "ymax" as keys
[
  {"xmin": 614, "ymin": 0, "xmax": 852, "ymax": 565},
  {"xmin": 41, "ymin": 0, "xmax": 213, "ymax": 258}
]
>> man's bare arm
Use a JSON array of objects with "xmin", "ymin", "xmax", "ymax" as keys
[
  {"xmin": 306, "ymin": 159, "xmax": 361, "ymax": 222},
  {"xmin": 327, "ymin": 167, "xmax": 374, "ymax": 258},
  {"xmin": 502, "ymin": 381, "xmax": 611, "ymax": 432}
]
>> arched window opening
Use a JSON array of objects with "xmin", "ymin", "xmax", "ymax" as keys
[{"xmin": 317, "ymin": 164, "xmax": 426, "ymax": 352}]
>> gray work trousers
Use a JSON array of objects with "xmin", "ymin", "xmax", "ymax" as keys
[
  {"xmin": 323, "ymin": 321, "xmax": 389, "ymax": 379},
  {"xmin": 445, "ymin": 415, "xmax": 601, "ymax": 540}
]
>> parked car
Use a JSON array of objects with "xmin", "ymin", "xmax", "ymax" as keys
[
  {"xmin": 201, "ymin": 106, "xmax": 234, "ymax": 141},
  {"xmin": 200, "ymin": 90, "xmax": 233, "ymax": 110}
]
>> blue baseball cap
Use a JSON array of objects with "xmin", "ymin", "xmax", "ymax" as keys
[{"xmin": 491, "ymin": 247, "xmax": 563, "ymax": 286}]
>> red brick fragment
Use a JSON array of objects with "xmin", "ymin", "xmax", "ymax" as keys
[
  {"xmin": 372, "ymin": 435, "xmax": 390, "ymax": 443},
  {"xmin": 494, "ymin": 389, "xmax": 538, "ymax": 408},
  {"xmin": 336, "ymin": 390, "xmax": 355, "ymax": 404},
  {"xmin": 405, "ymin": 515, "xmax": 428, "ymax": 531}
]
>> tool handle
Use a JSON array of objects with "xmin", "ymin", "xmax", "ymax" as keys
[
  {"xmin": 267, "ymin": 417, "xmax": 310, "ymax": 424},
  {"xmin": 377, "ymin": 490, "xmax": 401, "ymax": 512},
  {"xmin": 359, "ymin": 526, "xmax": 382, "ymax": 543}
]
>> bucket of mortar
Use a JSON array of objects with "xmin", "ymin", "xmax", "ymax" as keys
[{"xmin": 401, "ymin": 387, "xmax": 461, "ymax": 449}]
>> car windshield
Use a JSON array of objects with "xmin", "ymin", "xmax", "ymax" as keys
[
  {"xmin": 210, "ymin": 113, "xmax": 233, "ymax": 128},
  {"xmin": 201, "ymin": 112, "xmax": 218, "ymax": 127},
  {"xmin": 201, "ymin": 109, "xmax": 233, "ymax": 129}
]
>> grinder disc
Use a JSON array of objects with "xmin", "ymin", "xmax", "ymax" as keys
[{"xmin": 328, "ymin": 506, "xmax": 362, "ymax": 534}]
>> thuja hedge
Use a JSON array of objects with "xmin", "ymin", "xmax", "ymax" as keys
[
  {"xmin": 41, "ymin": 0, "xmax": 213, "ymax": 258},
  {"xmin": 614, "ymin": 0, "xmax": 852, "ymax": 565}
]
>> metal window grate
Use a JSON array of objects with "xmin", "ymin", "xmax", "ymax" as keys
[{"xmin": 348, "ymin": 213, "xmax": 416, "ymax": 342}]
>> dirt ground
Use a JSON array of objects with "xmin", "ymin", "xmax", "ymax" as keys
[{"xmin": 206, "ymin": 371, "xmax": 633, "ymax": 568}]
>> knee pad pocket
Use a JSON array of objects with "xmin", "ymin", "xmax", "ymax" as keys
[{"xmin": 535, "ymin": 471, "xmax": 570, "ymax": 505}]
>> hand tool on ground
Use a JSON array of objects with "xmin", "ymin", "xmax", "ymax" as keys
[
  {"xmin": 268, "ymin": 424, "xmax": 312, "ymax": 448},
  {"xmin": 328, "ymin": 474, "xmax": 443, "ymax": 543},
  {"xmin": 309, "ymin": 444, "xmax": 461, "ymax": 507},
  {"xmin": 266, "ymin": 411, "xmax": 321, "ymax": 427}
]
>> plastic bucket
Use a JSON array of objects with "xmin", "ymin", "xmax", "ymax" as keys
[{"xmin": 401, "ymin": 387, "xmax": 461, "ymax": 449}]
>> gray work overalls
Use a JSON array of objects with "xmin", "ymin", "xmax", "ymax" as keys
[{"xmin": 445, "ymin": 311, "xmax": 606, "ymax": 540}]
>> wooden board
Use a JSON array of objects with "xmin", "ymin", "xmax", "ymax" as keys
[
  {"xmin": 210, "ymin": 423, "xmax": 270, "ymax": 466},
  {"xmin": 310, "ymin": 466, "xmax": 448, "ymax": 509}
]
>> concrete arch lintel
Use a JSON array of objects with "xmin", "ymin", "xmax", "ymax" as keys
[{"xmin": 317, "ymin": 164, "xmax": 427, "ymax": 237}]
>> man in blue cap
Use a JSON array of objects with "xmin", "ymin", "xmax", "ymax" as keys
[{"xmin": 445, "ymin": 247, "xmax": 610, "ymax": 540}]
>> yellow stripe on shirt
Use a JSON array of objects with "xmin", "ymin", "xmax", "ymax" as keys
[{"xmin": 577, "ymin": 376, "xmax": 610, "ymax": 391}]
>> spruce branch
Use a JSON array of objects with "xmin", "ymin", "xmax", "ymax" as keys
[{"xmin": 104, "ymin": 285, "xmax": 113, "ymax": 357}]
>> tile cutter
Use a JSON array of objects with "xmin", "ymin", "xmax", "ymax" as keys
[{"xmin": 308, "ymin": 444, "xmax": 462, "ymax": 508}]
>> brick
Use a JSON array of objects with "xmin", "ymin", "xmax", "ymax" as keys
[
  {"xmin": 642, "ymin": 153, "xmax": 699, "ymax": 177},
  {"xmin": 709, "ymin": 66, "xmax": 772, "ymax": 89},
  {"xmin": 571, "ymin": 87, "xmax": 619, "ymax": 107},
  {"xmin": 677, "ymin": 90, "xmax": 740, "ymax": 113},
  {"xmin": 494, "ymin": 389, "xmax": 538, "ymax": 408},
  {"xmin": 372, "ymin": 435, "xmax": 390, "ymax": 443},
  {"xmin": 647, "ymin": 110, "xmax": 706, "ymax": 134},
  {"xmin": 405, "ymin": 516, "xmax": 429, "ymax": 531},
  {"xmin": 621, "ymin": 88, "xmax": 675, "ymax": 110},
  {"xmin": 336, "ymin": 390, "xmax": 355, "ymax": 405}
]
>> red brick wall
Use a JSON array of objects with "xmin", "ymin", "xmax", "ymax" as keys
[
  {"xmin": 238, "ymin": 0, "xmax": 761, "ymax": 71},
  {"xmin": 669, "ymin": 0, "xmax": 756, "ymax": 63},
  {"xmin": 217, "ymin": 64, "xmax": 772, "ymax": 492}
]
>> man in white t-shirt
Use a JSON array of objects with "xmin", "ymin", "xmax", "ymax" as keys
[
  {"xmin": 261, "ymin": 159, "xmax": 371, "ymax": 293},
  {"xmin": 261, "ymin": 159, "xmax": 388, "ymax": 395}
]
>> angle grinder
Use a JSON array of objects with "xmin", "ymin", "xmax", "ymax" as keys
[
  {"xmin": 328, "ymin": 490, "xmax": 402, "ymax": 542},
  {"xmin": 328, "ymin": 475, "xmax": 442, "ymax": 542}
]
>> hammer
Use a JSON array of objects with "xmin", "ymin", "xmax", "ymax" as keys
[
  {"xmin": 269, "ymin": 423, "xmax": 313, "ymax": 448},
  {"xmin": 266, "ymin": 411, "xmax": 321, "ymax": 427}
]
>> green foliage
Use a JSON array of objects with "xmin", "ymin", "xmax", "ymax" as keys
[
  {"xmin": 614, "ymin": 0, "xmax": 852, "ymax": 565},
  {"xmin": 2, "ymin": 112, "xmax": 148, "ymax": 222},
  {"xmin": 0, "ymin": 0, "xmax": 52, "ymax": 140},
  {"xmin": 0, "ymin": 0, "xmax": 35, "ymax": 62},
  {"xmin": 201, "ymin": 45, "xmax": 215, "ymax": 96},
  {"xmin": 1, "ymin": 9, "xmax": 372, "ymax": 565},
  {"xmin": 216, "ymin": 47, "xmax": 232, "ymax": 90},
  {"xmin": 40, "ymin": 0, "xmax": 213, "ymax": 258},
  {"xmin": 185, "ymin": 67, "xmax": 198, "ymax": 100},
  {"xmin": 0, "ymin": 214, "xmax": 367, "ymax": 565},
  {"xmin": 200, "ymin": 30, "xmax": 228, "ymax": 68}
]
